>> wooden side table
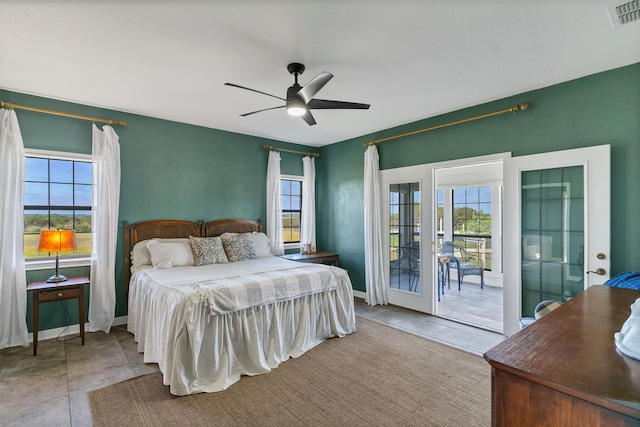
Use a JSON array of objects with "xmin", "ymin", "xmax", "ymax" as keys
[
  {"xmin": 281, "ymin": 252, "xmax": 339, "ymax": 267},
  {"xmin": 27, "ymin": 276, "xmax": 90, "ymax": 356}
]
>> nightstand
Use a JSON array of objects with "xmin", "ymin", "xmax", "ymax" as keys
[
  {"xmin": 27, "ymin": 276, "xmax": 90, "ymax": 356},
  {"xmin": 281, "ymin": 252, "xmax": 339, "ymax": 267}
]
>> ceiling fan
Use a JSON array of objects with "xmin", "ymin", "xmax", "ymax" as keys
[{"xmin": 225, "ymin": 63, "xmax": 370, "ymax": 126}]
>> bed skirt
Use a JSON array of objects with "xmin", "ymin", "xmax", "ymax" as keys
[{"xmin": 128, "ymin": 279, "xmax": 356, "ymax": 395}]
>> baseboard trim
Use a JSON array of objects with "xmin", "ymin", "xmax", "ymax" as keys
[{"xmin": 27, "ymin": 315, "xmax": 128, "ymax": 343}]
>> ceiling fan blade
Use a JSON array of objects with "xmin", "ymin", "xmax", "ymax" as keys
[
  {"xmin": 225, "ymin": 83, "xmax": 286, "ymax": 102},
  {"xmin": 301, "ymin": 110, "xmax": 317, "ymax": 126},
  {"xmin": 307, "ymin": 99, "xmax": 370, "ymax": 110},
  {"xmin": 240, "ymin": 105, "xmax": 285, "ymax": 117},
  {"xmin": 297, "ymin": 72, "xmax": 333, "ymax": 103}
]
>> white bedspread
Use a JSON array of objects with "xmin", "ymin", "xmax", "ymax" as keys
[{"xmin": 128, "ymin": 256, "xmax": 356, "ymax": 395}]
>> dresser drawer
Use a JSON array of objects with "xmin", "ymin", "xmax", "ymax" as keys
[{"xmin": 37, "ymin": 286, "xmax": 83, "ymax": 302}]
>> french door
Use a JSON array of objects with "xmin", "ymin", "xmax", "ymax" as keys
[
  {"xmin": 379, "ymin": 146, "xmax": 609, "ymax": 334},
  {"xmin": 382, "ymin": 165, "xmax": 434, "ymax": 312},
  {"xmin": 503, "ymin": 145, "xmax": 610, "ymax": 335},
  {"xmin": 381, "ymin": 154, "xmax": 507, "ymax": 314}
]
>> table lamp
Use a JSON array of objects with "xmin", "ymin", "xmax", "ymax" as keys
[{"xmin": 37, "ymin": 229, "xmax": 77, "ymax": 282}]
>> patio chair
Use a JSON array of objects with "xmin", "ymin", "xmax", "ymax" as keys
[
  {"xmin": 389, "ymin": 241, "xmax": 420, "ymax": 291},
  {"xmin": 405, "ymin": 242, "xmax": 420, "ymax": 292},
  {"xmin": 440, "ymin": 241, "xmax": 484, "ymax": 289}
]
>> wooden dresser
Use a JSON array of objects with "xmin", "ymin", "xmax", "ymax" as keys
[{"xmin": 484, "ymin": 285, "xmax": 640, "ymax": 426}]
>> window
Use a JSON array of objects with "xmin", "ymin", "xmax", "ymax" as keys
[
  {"xmin": 24, "ymin": 150, "xmax": 92, "ymax": 262},
  {"xmin": 281, "ymin": 177, "xmax": 302, "ymax": 245},
  {"xmin": 452, "ymin": 186, "xmax": 492, "ymax": 270}
]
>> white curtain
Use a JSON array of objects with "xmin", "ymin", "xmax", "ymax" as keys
[
  {"xmin": 0, "ymin": 109, "xmax": 29, "ymax": 349},
  {"xmin": 266, "ymin": 151, "xmax": 284, "ymax": 255},
  {"xmin": 89, "ymin": 124, "xmax": 121, "ymax": 333},
  {"xmin": 300, "ymin": 156, "xmax": 316, "ymax": 252},
  {"xmin": 364, "ymin": 145, "xmax": 388, "ymax": 305}
]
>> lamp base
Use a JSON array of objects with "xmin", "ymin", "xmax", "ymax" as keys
[
  {"xmin": 46, "ymin": 274, "xmax": 68, "ymax": 283},
  {"xmin": 46, "ymin": 253, "xmax": 67, "ymax": 283}
]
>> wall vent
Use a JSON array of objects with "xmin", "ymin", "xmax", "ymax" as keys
[{"xmin": 608, "ymin": 1, "xmax": 640, "ymax": 27}]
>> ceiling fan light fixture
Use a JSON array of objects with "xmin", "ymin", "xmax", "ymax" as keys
[
  {"xmin": 286, "ymin": 96, "xmax": 306, "ymax": 116},
  {"xmin": 287, "ymin": 106, "xmax": 306, "ymax": 116}
]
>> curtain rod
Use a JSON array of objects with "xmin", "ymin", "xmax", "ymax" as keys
[
  {"xmin": 263, "ymin": 144, "xmax": 320, "ymax": 157},
  {"xmin": 364, "ymin": 102, "xmax": 530, "ymax": 146},
  {"xmin": 0, "ymin": 100, "xmax": 128, "ymax": 127}
]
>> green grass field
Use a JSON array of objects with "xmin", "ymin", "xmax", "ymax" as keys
[
  {"xmin": 23, "ymin": 232, "xmax": 92, "ymax": 258},
  {"xmin": 283, "ymin": 228, "xmax": 300, "ymax": 244}
]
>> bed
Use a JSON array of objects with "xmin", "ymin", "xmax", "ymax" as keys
[{"xmin": 124, "ymin": 218, "xmax": 356, "ymax": 395}]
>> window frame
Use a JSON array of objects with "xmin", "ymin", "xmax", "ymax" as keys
[
  {"xmin": 281, "ymin": 174, "xmax": 303, "ymax": 250},
  {"xmin": 24, "ymin": 148, "xmax": 93, "ymax": 271}
]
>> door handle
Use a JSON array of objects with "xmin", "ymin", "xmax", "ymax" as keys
[{"xmin": 587, "ymin": 268, "xmax": 606, "ymax": 275}]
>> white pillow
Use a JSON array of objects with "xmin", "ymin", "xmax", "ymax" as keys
[
  {"xmin": 131, "ymin": 239, "xmax": 153, "ymax": 269},
  {"xmin": 248, "ymin": 232, "xmax": 272, "ymax": 257},
  {"xmin": 146, "ymin": 239, "xmax": 195, "ymax": 269},
  {"xmin": 131, "ymin": 238, "xmax": 193, "ymax": 269}
]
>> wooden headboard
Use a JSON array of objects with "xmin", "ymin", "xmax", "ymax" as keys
[
  {"xmin": 203, "ymin": 218, "xmax": 262, "ymax": 237},
  {"xmin": 123, "ymin": 218, "xmax": 262, "ymax": 295}
]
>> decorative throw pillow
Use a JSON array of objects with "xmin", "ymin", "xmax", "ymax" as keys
[
  {"xmin": 189, "ymin": 236, "xmax": 228, "ymax": 266},
  {"xmin": 146, "ymin": 239, "xmax": 195, "ymax": 269},
  {"xmin": 248, "ymin": 232, "xmax": 272, "ymax": 257},
  {"xmin": 221, "ymin": 232, "xmax": 258, "ymax": 262}
]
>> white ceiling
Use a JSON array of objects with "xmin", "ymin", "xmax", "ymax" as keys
[{"xmin": 1, "ymin": 1, "xmax": 639, "ymax": 147}]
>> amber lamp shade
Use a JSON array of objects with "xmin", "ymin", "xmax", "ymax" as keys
[{"xmin": 37, "ymin": 229, "xmax": 77, "ymax": 282}]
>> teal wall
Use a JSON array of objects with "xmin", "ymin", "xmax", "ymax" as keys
[
  {"xmin": 0, "ymin": 90, "xmax": 306, "ymax": 332},
  {"xmin": 317, "ymin": 62, "xmax": 640, "ymax": 292},
  {"xmin": 3, "ymin": 62, "xmax": 638, "ymax": 330}
]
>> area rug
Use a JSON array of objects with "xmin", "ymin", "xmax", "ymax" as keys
[{"xmin": 88, "ymin": 317, "xmax": 490, "ymax": 426}]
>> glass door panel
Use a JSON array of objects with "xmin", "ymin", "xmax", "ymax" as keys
[
  {"xmin": 520, "ymin": 166, "xmax": 584, "ymax": 317},
  {"xmin": 389, "ymin": 182, "xmax": 420, "ymax": 293}
]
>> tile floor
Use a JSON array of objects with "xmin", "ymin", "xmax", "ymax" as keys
[
  {"xmin": 437, "ymin": 281, "xmax": 503, "ymax": 332},
  {"xmin": 0, "ymin": 325, "xmax": 157, "ymax": 427},
  {"xmin": 354, "ymin": 297, "xmax": 505, "ymax": 356},
  {"xmin": 389, "ymin": 266, "xmax": 504, "ymax": 332},
  {"xmin": 0, "ymin": 299, "xmax": 505, "ymax": 427}
]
